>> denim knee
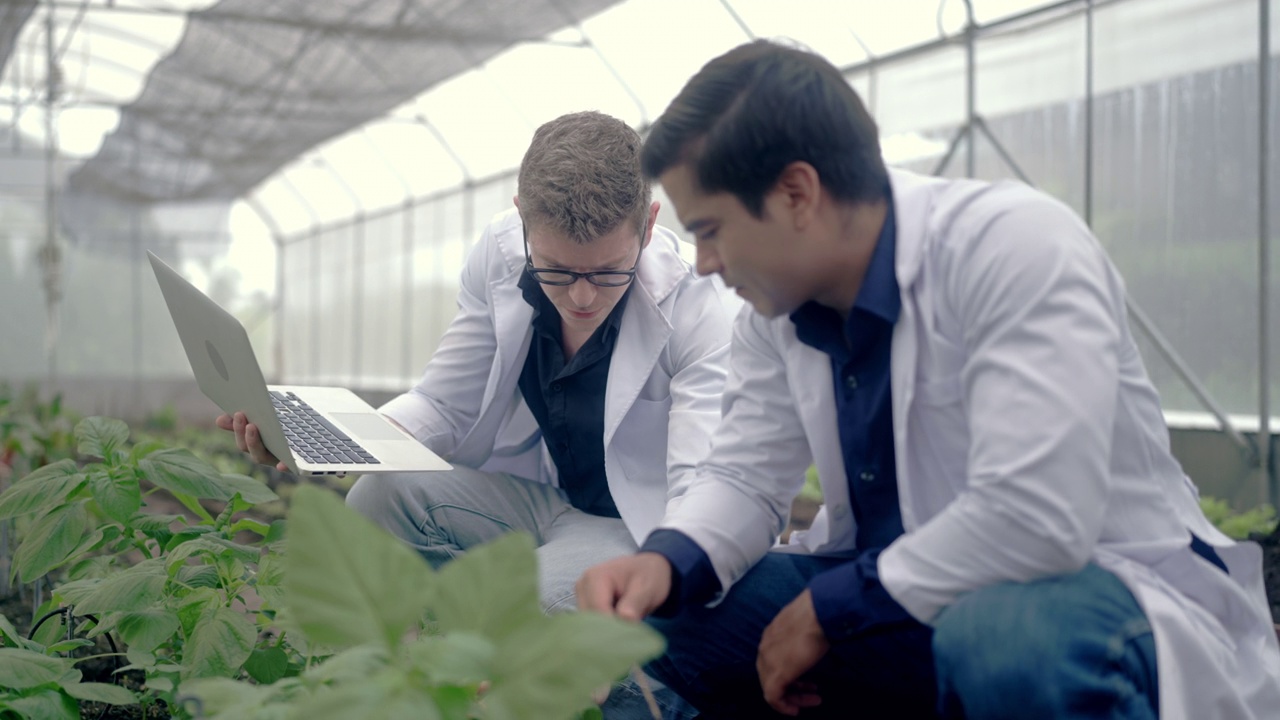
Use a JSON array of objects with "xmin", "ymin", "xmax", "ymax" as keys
[{"xmin": 931, "ymin": 564, "xmax": 1158, "ymax": 720}]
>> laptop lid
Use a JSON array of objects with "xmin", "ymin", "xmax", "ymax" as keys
[{"xmin": 148, "ymin": 250, "xmax": 453, "ymax": 477}]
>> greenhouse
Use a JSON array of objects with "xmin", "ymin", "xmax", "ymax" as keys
[{"xmin": 1, "ymin": 0, "xmax": 1278, "ymax": 717}]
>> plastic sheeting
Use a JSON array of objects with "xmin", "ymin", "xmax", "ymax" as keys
[{"xmin": 64, "ymin": 0, "xmax": 621, "ymax": 203}]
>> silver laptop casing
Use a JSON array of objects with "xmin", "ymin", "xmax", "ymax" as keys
[{"xmin": 148, "ymin": 250, "xmax": 451, "ymax": 477}]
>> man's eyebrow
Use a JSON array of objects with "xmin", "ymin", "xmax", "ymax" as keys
[
  {"xmin": 685, "ymin": 218, "xmax": 715, "ymax": 234},
  {"xmin": 536, "ymin": 249, "xmax": 633, "ymax": 269}
]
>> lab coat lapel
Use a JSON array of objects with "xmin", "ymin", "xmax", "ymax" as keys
[{"xmin": 603, "ymin": 282, "xmax": 671, "ymax": 449}]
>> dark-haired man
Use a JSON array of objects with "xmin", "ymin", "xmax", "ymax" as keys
[{"xmin": 577, "ymin": 40, "xmax": 1280, "ymax": 719}]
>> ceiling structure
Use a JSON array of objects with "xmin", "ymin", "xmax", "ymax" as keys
[{"xmin": 36, "ymin": 0, "xmax": 621, "ymax": 203}]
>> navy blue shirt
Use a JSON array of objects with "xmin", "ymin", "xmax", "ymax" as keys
[
  {"xmin": 518, "ymin": 269, "xmax": 629, "ymax": 517},
  {"xmin": 642, "ymin": 201, "xmax": 915, "ymax": 640}
]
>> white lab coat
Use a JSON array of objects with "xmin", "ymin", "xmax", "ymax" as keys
[
  {"xmin": 381, "ymin": 209, "xmax": 732, "ymax": 543},
  {"xmin": 659, "ymin": 169, "xmax": 1280, "ymax": 718}
]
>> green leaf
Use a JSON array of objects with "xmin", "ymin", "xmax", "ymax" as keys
[
  {"xmin": 284, "ymin": 486, "xmax": 435, "ymax": 651},
  {"xmin": 72, "ymin": 559, "xmax": 167, "ymax": 615},
  {"xmin": 253, "ymin": 551, "xmax": 286, "ymax": 609},
  {"xmin": 244, "ymin": 645, "xmax": 289, "ymax": 684},
  {"xmin": 138, "ymin": 449, "xmax": 230, "ymax": 501},
  {"xmin": 3, "ymin": 688, "xmax": 80, "ymax": 720},
  {"xmin": 88, "ymin": 466, "xmax": 142, "ymax": 525},
  {"xmin": 0, "ymin": 647, "xmax": 74, "ymax": 689},
  {"xmin": 228, "ymin": 517, "xmax": 273, "ymax": 538},
  {"xmin": 486, "ymin": 613, "xmax": 665, "ymax": 720},
  {"xmin": 262, "ymin": 519, "xmax": 287, "ymax": 544},
  {"xmin": 433, "ymin": 532, "xmax": 541, "ymax": 643},
  {"xmin": 164, "ymin": 526, "xmax": 217, "ymax": 554},
  {"xmin": 218, "ymin": 473, "xmax": 279, "ymax": 505},
  {"xmin": 429, "ymin": 685, "xmax": 477, "ymax": 720},
  {"xmin": 287, "ymin": 672, "xmax": 441, "ymax": 720},
  {"xmin": 112, "ymin": 609, "xmax": 182, "ymax": 653},
  {"xmin": 302, "ymin": 645, "xmax": 389, "ymax": 684},
  {"xmin": 0, "ymin": 460, "xmax": 84, "ymax": 520},
  {"xmin": 176, "ymin": 564, "xmax": 222, "ymax": 589},
  {"xmin": 129, "ymin": 512, "xmax": 184, "ymax": 535},
  {"xmin": 166, "ymin": 489, "xmax": 216, "ymax": 523},
  {"xmin": 183, "ymin": 605, "xmax": 257, "ymax": 680},
  {"xmin": 405, "ymin": 632, "xmax": 493, "ymax": 686},
  {"xmin": 62, "ymin": 681, "xmax": 137, "ymax": 705},
  {"xmin": 129, "ymin": 439, "xmax": 168, "ymax": 463},
  {"xmin": 177, "ymin": 588, "xmax": 221, "ymax": 638},
  {"xmin": 166, "ymin": 536, "xmax": 260, "ymax": 572},
  {"xmin": 174, "ymin": 676, "xmax": 273, "ymax": 718},
  {"xmin": 12, "ymin": 502, "xmax": 89, "ymax": 583},
  {"xmin": 76, "ymin": 416, "xmax": 130, "ymax": 463},
  {"xmin": 45, "ymin": 638, "xmax": 95, "ymax": 654},
  {"xmin": 0, "ymin": 613, "xmax": 38, "ymax": 651}
]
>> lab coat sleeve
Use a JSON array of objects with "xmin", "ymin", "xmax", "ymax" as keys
[
  {"xmin": 660, "ymin": 276, "xmax": 732, "ymax": 512},
  {"xmin": 658, "ymin": 306, "xmax": 814, "ymax": 594},
  {"xmin": 879, "ymin": 190, "xmax": 1121, "ymax": 624},
  {"xmin": 378, "ymin": 222, "xmax": 503, "ymax": 457}
]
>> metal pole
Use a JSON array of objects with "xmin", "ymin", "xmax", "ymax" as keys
[
  {"xmin": 1260, "ymin": 0, "xmax": 1274, "ymax": 506},
  {"xmin": 403, "ymin": 199, "xmax": 414, "ymax": 384},
  {"xmin": 41, "ymin": 3, "xmax": 60, "ymax": 382},
  {"xmin": 1127, "ymin": 301, "xmax": 1256, "ymax": 454},
  {"xmin": 1084, "ymin": 0, "xmax": 1095, "ymax": 227},
  {"xmin": 964, "ymin": 0, "xmax": 977, "ymax": 178}
]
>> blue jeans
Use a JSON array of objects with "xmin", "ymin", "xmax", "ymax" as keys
[
  {"xmin": 646, "ymin": 556, "xmax": 1157, "ymax": 719},
  {"xmin": 646, "ymin": 552, "xmax": 937, "ymax": 719},
  {"xmin": 933, "ymin": 563, "xmax": 1159, "ymax": 719}
]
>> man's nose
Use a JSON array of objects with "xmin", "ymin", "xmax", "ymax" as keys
[
  {"xmin": 695, "ymin": 243, "xmax": 721, "ymax": 277},
  {"xmin": 568, "ymin": 277, "xmax": 598, "ymax": 306}
]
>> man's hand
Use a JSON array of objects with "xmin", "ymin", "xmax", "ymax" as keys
[
  {"xmin": 215, "ymin": 412, "xmax": 289, "ymax": 472},
  {"xmin": 576, "ymin": 552, "xmax": 673, "ymax": 622},
  {"xmin": 757, "ymin": 589, "xmax": 830, "ymax": 716}
]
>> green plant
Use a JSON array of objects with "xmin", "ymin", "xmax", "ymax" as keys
[
  {"xmin": 1, "ymin": 417, "xmax": 664, "ymax": 719},
  {"xmin": 0, "ymin": 614, "xmax": 135, "ymax": 718},
  {"xmin": 0, "ymin": 383, "xmax": 78, "ymax": 481},
  {"xmin": 178, "ymin": 486, "xmax": 665, "ymax": 720},
  {"xmin": 799, "ymin": 466, "xmax": 822, "ymax": 503},
  {"xmin": 0, "ymin": 416, "xmax": 293, "ymax": 711},
  {"xmin": 1199, "ymin": 497, "xmax": 1278, "ymax": 540}
]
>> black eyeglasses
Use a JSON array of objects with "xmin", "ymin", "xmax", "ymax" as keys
[{"xmin": 522, "ymin": 221, "xmax": 645, "ymax": 287}]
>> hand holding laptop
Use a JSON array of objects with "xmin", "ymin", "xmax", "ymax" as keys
[{"xmin": 216, "ymin": 411, "xmax": 288, "ymax": 472}]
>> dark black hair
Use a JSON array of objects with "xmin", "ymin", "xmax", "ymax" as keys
[{"xmin": 641, "ymin": 40, "xmax": 888, "ymax": 216}]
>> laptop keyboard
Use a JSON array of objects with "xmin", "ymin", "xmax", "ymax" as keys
[{"xmin": 270, "ymin": 391, "xmax": 381, "ymax": 466}]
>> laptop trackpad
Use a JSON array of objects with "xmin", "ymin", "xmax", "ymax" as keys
[{"xmin": 331, "ymin": 413, "xmax": 409, "ymax": 442}]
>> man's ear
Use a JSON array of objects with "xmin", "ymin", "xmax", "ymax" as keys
[
  {"xmin": 773, "ymin": 161, "xmax": 821, "ymax": 230},
  {"xmin": 642, "ymin": 200, "xmax": 660, "ymax": 248},
  {"xmin": 512, "ymin": 195, "xmax": 520, "ymax": 210}
]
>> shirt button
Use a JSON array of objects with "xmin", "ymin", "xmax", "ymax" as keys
[
  {"xmin": 859, "ymin": 470, "xmax": 876, "ymax": 482},
  {"xmin": 832, "ymin": 504, "xmax": 848, "ymax": 519},
  {"xmin": 845, "ymin": 374, "xmax": 858, "ymax": 391},
  {"xmin": 552, "ymin": 382, "xmax": 562, "ymax": 392}
]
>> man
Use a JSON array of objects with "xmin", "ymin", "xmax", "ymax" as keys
[
  {"xmin": 222, "ymin": 111, "xmax": 729, "ymax": 630},
  {"xmin": 577, "ymin": 41, "xmax": 1280, "ymax": 719}
]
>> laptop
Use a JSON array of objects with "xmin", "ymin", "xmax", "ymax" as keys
[{"xmin": 147, "ymin": 250, "xmax": 452, "ymax": 477}]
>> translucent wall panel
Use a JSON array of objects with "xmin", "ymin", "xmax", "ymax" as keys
[{"xmin": 358, "ymin": 211, "xmax": 406, "ymax": 390}]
